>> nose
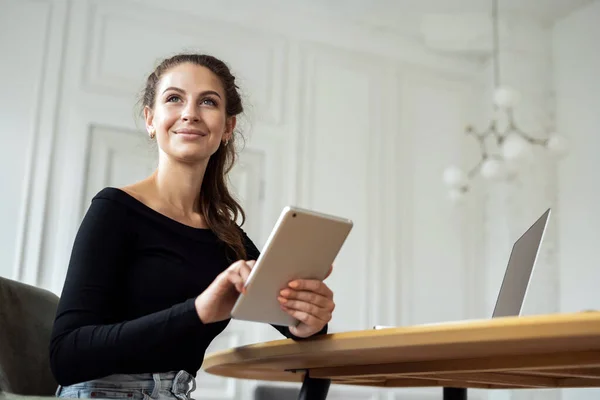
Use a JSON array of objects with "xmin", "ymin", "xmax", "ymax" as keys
[{"xmin": 181, "ymin": 103, "xmax": 200, "ymax": 122}]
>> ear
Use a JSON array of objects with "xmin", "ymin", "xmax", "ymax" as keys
[
  {"xmin": 143, "ymin": 106, "xmax": 154, "ymax": 135},
  {"xmin": 223, "ymin": 116, "xmax": 236, "ymax": 142}
]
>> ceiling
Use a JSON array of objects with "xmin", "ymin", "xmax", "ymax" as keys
[
  {"xmin": 265, "ymin": 0, "xmax": 594, "ymax": 40},
  {"xmin": 294, "ymin": 0, "xmax": 593, "ymax": 21}
]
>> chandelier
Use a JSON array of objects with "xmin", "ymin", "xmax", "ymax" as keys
[{"xmin": 442, "ymin": 0, "xmax": 568, "ymax": 202}]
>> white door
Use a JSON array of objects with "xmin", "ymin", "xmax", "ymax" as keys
[{"xmin": 83, "ymin": 125, "xmax": 157, "ymax": 213}]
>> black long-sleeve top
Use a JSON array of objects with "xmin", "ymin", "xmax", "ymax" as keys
[{"xmin": 49, "ymin": 187, "xmax": 325, "ymax": 386}]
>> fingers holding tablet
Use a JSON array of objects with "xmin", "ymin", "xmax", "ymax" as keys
[
  {"xmin": 195, "ymin": 259, "xmax": 257, "ymax": 324},
  {"xmin": 287, "ymin": 278, "xmax": 334, "ymax": 300},
  {"xmin": 225, "ymin": 260, "xmax": 255, "ymax": 294},
  {"xmin": 278, "ymin": 278, "xmax": 335, "ymax": 338},
  {"xmin": 278, "ymin": 287, "xmax": 332, "ymax": 309}
]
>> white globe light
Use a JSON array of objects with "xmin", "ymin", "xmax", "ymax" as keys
[
  {"xmin": 480, "ymin": 158, "xmax": 505, "ymax": 180},
  {"xmin": 493, "ymin": 86, "xmax": 521, "ymax": 109},
  {"xmin": 546, "ymin": 134, "xmax": 569, "ymax": 158},
  {"xmin": 502, "ymin": 134, "xmax": 533, "ymax": 161},
  {"xmin": 443, "ymin": 166, "xmax": 468, "ymax": 189}
]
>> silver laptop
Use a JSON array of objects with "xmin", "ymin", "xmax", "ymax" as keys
[
  {"xmin": 374, "ymin": 208, "xmax": 551, "ymax": 329},
  {"xmin": 491, "ymin": 207, "xmax": 551, "ymax": 318}
]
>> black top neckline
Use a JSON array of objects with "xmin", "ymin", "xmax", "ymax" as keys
[{"xmin": 95, "ymin": 186, "xmax": 217, "ymax": 241}]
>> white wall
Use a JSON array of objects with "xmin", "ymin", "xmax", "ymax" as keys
[
  {"xmin": 554, "ymin": 1, "xmax": 600, "ymax": 399},
  {"xmin": 554, "ymin": 0, "xmax": 600, "ymax": 314}
]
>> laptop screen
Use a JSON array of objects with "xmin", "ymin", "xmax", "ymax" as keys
[{"xmin": 492, "ymin": 209, "xmax": 551, "ymax": 318}]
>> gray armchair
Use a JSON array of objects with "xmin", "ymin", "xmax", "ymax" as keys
[{"xmin": 0, "ymin": 276, "xmax": 59, "ymax": 396}]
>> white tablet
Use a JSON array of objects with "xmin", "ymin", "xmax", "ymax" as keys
[{"xmin": 230, "ymin": 206, "xmax": 353, "ymax": 327}]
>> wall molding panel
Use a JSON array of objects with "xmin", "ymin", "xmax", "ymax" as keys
[
  {"xmin": 82, "ymin": 0, "xmax": 287, "ymax": 126},
  {"xmin": 394, "ymin": 68, "xmax": 480, "ymax": 327},
  {"xmin": 296, "ymin": 43, "xmax": 395, "ymax": 332},
  {"xmin": 12, "ymin": 0, "xmax": 69, "ymax": 287}
]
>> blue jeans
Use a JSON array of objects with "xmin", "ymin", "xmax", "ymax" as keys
[{"xmin": 55, "ymin": 370, "xmax": 196, "ymax": 400}]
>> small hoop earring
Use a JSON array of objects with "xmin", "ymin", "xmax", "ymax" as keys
[{"xmin": 149, "ymin": 129, "xmax": 155, "ymax": 139}]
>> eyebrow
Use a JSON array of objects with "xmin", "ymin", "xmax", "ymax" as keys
[{"xmin": 162, "ymin": 86, "xmax": 222, "ymax": 99}]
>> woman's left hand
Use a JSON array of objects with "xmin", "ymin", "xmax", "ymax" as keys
[{"xmin": 278, "ymin": 265, "xmax": 335, "ymax": 338}]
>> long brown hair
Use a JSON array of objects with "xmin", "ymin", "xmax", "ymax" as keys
[{"xmin": 139, "ymin": 53, "xmax": 247, "ymax": 261}]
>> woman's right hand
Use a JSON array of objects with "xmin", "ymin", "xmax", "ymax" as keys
[{"xmin": 194, "ymin": 260, "xmax": 255, "ymax": 324}]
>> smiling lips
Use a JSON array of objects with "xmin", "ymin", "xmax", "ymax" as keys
[{"xmin": 174, "ymin": 128, "xmax": 208, "ymax": 138}]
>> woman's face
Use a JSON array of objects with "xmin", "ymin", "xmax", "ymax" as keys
[{"xmin": 144, "ymin": 62, "xmax": 235, "ymax": 164}]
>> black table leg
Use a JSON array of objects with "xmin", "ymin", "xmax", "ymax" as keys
[
  {"xmin": 443, "ymin": 387, "xmax": 467, "ymax": 400},
  {"xmin": 298, "ymin": 371, "xmax": 330, "ymax": 400}
]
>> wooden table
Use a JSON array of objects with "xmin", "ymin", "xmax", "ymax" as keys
[{"xmin": 203, "ymin": 312, "xmax": 600, "ymax": 399}]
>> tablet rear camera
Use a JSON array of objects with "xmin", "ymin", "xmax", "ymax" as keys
[{"xmin": 292, "ymin": 213, "xmax": 297, "ymax": 218}]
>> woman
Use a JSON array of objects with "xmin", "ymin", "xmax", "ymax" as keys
[{"xmin": 50, "ymin": 53, "xmax": 335, "ymax": 399}]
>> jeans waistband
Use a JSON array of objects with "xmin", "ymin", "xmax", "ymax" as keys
[{"xmin": 56, "ymin": 370, "xmax": 196, "ymax": 399}]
